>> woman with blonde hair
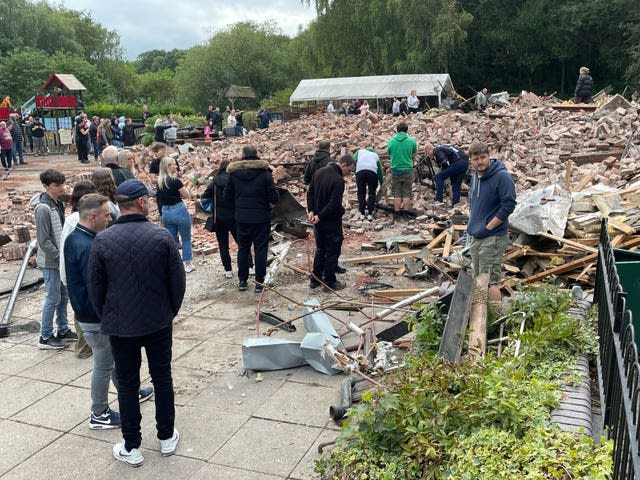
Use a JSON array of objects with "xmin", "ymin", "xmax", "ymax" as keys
[
  {"xmin": 91, "ymin": 168, "xmax": 120, "ymax": 222},
  {"xmin": 157, "ymin": 156, "xmax": 194, "ymax": 273}
]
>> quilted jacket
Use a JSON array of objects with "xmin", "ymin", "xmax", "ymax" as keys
[{"xmin": 87, "ymin": 214, "xmax": 186, "ymax": 337}]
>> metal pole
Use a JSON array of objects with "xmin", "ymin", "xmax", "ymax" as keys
[
  {"xmin": 374, "ymin": 287, "xmax": 439, "ymax": 320},
  {"xmin": 1, "ymin": 239, "xmax": 37, "ymax": 327}
]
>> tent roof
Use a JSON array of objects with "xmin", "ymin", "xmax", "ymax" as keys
[
  {"xmin": 289, "ymin": 74, "xmax": 454, "ymax": 103},
  {"xmin": 42, "ymin": 73, "xmax": 87, "ymax": 91},
  {"xmin": 225, "ymin": 84, "xmax": 256, "ymax": 99}
]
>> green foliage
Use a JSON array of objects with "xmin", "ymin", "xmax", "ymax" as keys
[
  {"xmin": 85, "ymin": 102, "xmax": 195, "ymax": 121},
  {"xmin": 407, "ymin": 303, "xmax": 446, "ymax": 354},
  {"xmin": 135, "ymin": 49, "xmax": 186, "ymax": 73},
  {"xmin": 139, "ymin": 113, "xmax": 205, "ymax": 146},
  {"xmin": 316, "ymin": 285, "xmax": 610, "ymax": 479}
]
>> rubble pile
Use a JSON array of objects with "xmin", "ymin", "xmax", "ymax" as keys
[{"xmin": 1, "ymin": 95, "xmax": 639, "ymax": 289}]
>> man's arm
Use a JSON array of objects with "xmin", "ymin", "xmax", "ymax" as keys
[
  {"xmin": 165, "ymin": 237, "xmax": 186, "ymax": 315},
  {"xmin": 34, "ymin": 205, "xmax": 59, "ymax": 258},
  {"xmin": 486, "ymin": 174, "xmax": 517, "ymax": 230},
  {"xmin": 316, "ymin": 181, "xmax": 345, "ymax": 220},
  {"xmin": 87, "ymin": 241, "xmax": 106, "ymax": 318}
]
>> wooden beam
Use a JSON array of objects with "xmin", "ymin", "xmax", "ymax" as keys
[
  {"xmin": 442, "ymin": 232, "xmax": 453, "ymax": 258},
  {"xmin": 342, "ymin": 249, "xmax": 425, "ymax": 264},
  {"xmin": 536, "ymin": 231, "xmax": 598, "ymax": 253},
  {"xmin": 501, "ymin": 252, "xmax": 598, "ymax": 288},
  {"xmin": 426, "ymin": 230, "xmax": 448, "ymax": 250},
  {"xmin": 372, "ymin": 288, "xmax": 426, "ymax": 299},
  {"xmin": 564, "ymin": 159, "xmax": 573, "ymax": 190},
  {"xmin": 609, "ymin": 219, "xmax": 635, "ymax": 235},
  {"xmin": 573, "ymin": 171, "xmax": 595, "ymax": 192}
]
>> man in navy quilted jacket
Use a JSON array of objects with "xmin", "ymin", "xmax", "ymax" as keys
[{"xmin": 88, "ymin": 179, "xmax": 186, "ymax": 467}]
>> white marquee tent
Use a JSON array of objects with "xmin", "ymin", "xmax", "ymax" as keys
[{"xmin": 289, "ymin": 73, "xmax": 455, "ymax": 107}]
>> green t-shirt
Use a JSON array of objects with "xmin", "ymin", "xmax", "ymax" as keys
[{"xmin": 387, "ymin": 132, "xmax": 417, "ymax": 173}]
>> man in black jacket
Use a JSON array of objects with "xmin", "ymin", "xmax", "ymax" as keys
[
  {"xmin": 225, "ymin": 146, "xmax": 279, "ymax": 293},
  {"xmin": 307, "ymin": 155, "xmax": 356, "ymax": 291},
  {"xmin": 88, "ymin": 179, "xmax": 185, "ymax": 467},
  {"xmin": 304, "ymin": 139, "xmax": 332, "ymax": 184},
  {"xmin": 574, "ymin": 66, "xmax": 594, "ymax": 104}
]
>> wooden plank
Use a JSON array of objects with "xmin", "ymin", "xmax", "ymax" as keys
[
  {"xmin": 372, "ymin": 288, "xmax": 426, "ymax": 299},
  {"xmin": 438, "ymin": 271, "xmax": 474, "ymax": 363},
  {"xmin": 564, "ymin": 160, "xmax": 573, "ymax": 190},
  {"xmin": 426, "ymin": 230, "xmax": 448, "ymax": 250},
  {"xmin": 609, "ymin": 219, "xmax": 635, "ymax": 235},
  {"xmin": 342, "ymin": 249, "xmax": 425, "ymax": 264},
  {"xmin": 573, "ymin": 171, "xmax": 595, "ymax": 192},
  {"xmin": 501, "ymin": 252, "xmax": 597, "ymax": 288},
  {"xmin": 468, "ymin": 273, "xmax": 489, "ymax": 359},
  {"xmin": 536, "ymin": 231, "xmax": 598, "ymax": 253},
  {"xmin": 442, "ymin": 232, "xmax": 453, "ymax": 258}
]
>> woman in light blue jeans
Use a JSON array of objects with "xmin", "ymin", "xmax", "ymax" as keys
[{"xmin": 157, "ymin": 156, "xmax": 194, "ymax": 272}]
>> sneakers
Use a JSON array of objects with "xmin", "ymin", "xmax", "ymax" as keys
[
  {"xmin": 248, "ymin": 267, "xmax": 256, "ymax": 276},
  {"xmin": 113, "ymin": 442, "xmax": 144, "ymax": 467},
  {"xmin": 309, "ymin": 278, "xmax": 321, "ymax": 289},
  {"xmin": 56, "ymin": 329, "xmax": 78, "ymax": 342},
  {"xmin": 183, "ymin": 261, "xmax": 195, "ymax": 273},
  {"xmin": 238, "ymin": 280, "xmax": 248, "ymax": 291},
  {"xmin": 335, "ymin": 265, "xmax": 347, "ymax": 274},
  {"xmin": 138, "ymin": 386, "xmax": 154, "ymax": 403},
  {"xmin": 324, "ymin": 281, "xmax": 347, "ymax": 292},
  {"xmin": 89, "ymin": 407, "xmax": 121, "ymax": 430},
  {"xmin": 359, "ymin": 213, "xmax": 366, "ymax": 220},
  {"xmin": 254, "ymin": 284, "xmax": 264, "ymax": 294},
  {"xmin": 366, "ymin": 214, "xmax": 374, "ymax": 221},
  {"xmin": 224, "ymin": 270, "xmax": 233, "ymax": 279},
  {"xmin": 38, "ymin": 336, "xmax": 68, "ymax": 350},
  {"xmin": 159, "ymin": 429, "xmax": 180, "ymax": 457}
]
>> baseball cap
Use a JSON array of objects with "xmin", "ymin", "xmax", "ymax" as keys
[{"xmin": 115, "ymin": 179, "xmax": 153, "ymax": 202}]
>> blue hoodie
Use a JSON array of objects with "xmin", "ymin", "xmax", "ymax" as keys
[{"xmin": 467, "ymin": 158, "xmax": 516, "ymax": 238}]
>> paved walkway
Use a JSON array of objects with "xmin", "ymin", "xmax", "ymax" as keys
[{"xmin": 0, "ymin": 262, "xmax": 347, "ymax": 479}]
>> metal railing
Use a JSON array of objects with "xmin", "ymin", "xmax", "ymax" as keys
[{"xmin": 595, "ymin": 219, "xmax": 640, "ymax": 479}]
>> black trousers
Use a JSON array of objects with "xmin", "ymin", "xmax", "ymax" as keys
[
  {"xmin": 77, "ymin": 137, "xmax": 89, "ymax": 161},
  {"xmin": 215, "ymin": 218, "xmax": 253, "ymax": 272},
  {"xmin": 110, "ymin": 325, "xmax": 174, "ymax": 451},
  {"xmin": 236, "ymin": 222, "xmax": 270, "ymax": 283},
  {"xmin": 356, "ymin": 170, "xmax": 378, "ymax": 214},
  {"xmin": 312, "ymin": 219, "xmax": 344, "ymax": 285}
]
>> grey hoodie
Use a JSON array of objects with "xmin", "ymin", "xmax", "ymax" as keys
[{"xmin": 30, "ymin": 192, "xmax": 65, "ymax": 268}]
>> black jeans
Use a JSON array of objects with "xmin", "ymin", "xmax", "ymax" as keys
[
  {"xmin": 215, "ymin": 218, "xmax": 253, "ymax": 272},
  {"xmin": 110, "ymin": 325, "xmax": 174, "ymax": 451},
  {"xmin": 312, "ymin": 219, "xmax": 343, "ymax": 285},
  {"xmin": 236, "ymin": 222, "xmax": 270, "ymax": 283},
  {"xmin": 356, "ymin": 170, "xmax": 378, "ymax": 214}
]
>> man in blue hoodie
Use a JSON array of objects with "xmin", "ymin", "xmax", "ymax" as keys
[{"xmin": 466, "ymin": 141, "xmax": 516, "ymax": 304}]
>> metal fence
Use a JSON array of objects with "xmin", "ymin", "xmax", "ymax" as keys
[{"xmin": 595, "ymin": 220, "xmax": 640, "ymax": 479}]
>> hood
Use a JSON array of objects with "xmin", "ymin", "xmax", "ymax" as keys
[
  {"xmin": 29, "ymin": 192, "xmax": 43, "ymax": 208},
  {"xmin": 393, "ymin": 132, "xmax": 409, "ymax": 142},
  {"xmin": 471, "ymin": 158, "xmax": 507, "ymax": 198},
  {"xmin": 228, "ymin": 159, "xmax": 271, "ymax": 180},
  {"xmin": 312, "ymin": 150, "xmax": 331, "ymax": 162}
]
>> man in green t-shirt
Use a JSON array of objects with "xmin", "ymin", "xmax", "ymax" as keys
[{"xmin": 386, "ymin": 122, "xmax": 418, "ymax": 213}]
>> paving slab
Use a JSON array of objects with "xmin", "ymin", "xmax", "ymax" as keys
[
  {"xmin": 19, "ymin": 348, "xmax": 93, "ymax": 384},
  {"xmin": 140, "ymin": 404, "xmax": 249, "ymax": 461},
  {"xmin": 290, "ymin": 428, "xmax": 339, "ymax": 480},
  {"xmin": 171, "ymin": 337, "xmax": 204, "ymax": 361},
  {"xmin": 192, "ymin": 301, "xmax": 256, "ymax": 321},
  {"xmin": 174, "ymin": 341, "xmax": 243, "ymax": 372},
  {"xmin": 12, "ymin": 384, "xmax": 89, "ymax": 431},
  {"xmin": 0, "ymin": 420, "xmax": 61, "ymax": 476},
  {"xmin": 254, "ymin": 381, "xmax": 338, "ymax": 427},
  {"xmin": 211, "ymin": 417, "xmax": 323, "ymax": 477},
  {"xmin": 191, "ymin": 463, "xmax": 285, "ymax": 479},
  {"xmin": 0, "ymin": 376, "xmax": 61, "ymax": 418},
  {"xmin": 173, "ymin": 316, "xmax": 235, "ymax": 341},
  {"xmin": 172, "ymin": 365, "xmax": 222, "ymax": 406},
  {"xmin": 284, "ymin": 365, "xmax": 348, "ymax": 389},
  {"xmin": 189, "ymin": 371, "xmax": 286, "ymax": 416},
  {"xmin": 0, "ymin": 344, "xmax": 50, "ymax": 375}
]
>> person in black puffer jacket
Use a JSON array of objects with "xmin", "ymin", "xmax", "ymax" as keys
[
  {"xmin": 303, "ymin": 139, "xmax": 333, "ymax": 184},
  {"xmin": 202, "ymin": 160, "xmax": 253, "ymax": 278},
  {"xmin": 224, "ymin": 146, "xmax": 279, "ymax": 292},
  {"xmin": 573, "ymin": 67, "xmax": 594, "ymax": 104},
  {"xmin": 88, "ymin": 179, "xmax": 185, "ymax": 462}
]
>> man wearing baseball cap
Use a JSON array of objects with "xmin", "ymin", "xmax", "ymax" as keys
[{"xmin": 87, "ymin": 179, "xmax": 186, "ymax": 467}]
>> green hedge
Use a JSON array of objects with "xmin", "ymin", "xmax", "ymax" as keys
[
  {"xmin": 141, "ymin": 113, "xmax": 206, "ymax": 146},
  {"xmin": 86, "ymin": 102, "xmax": 196, "ymax": 120}
]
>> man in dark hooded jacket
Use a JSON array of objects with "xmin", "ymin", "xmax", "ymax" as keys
[
  {"xmin": 573, "ymin": 67, "xmax": 594, "ymax": 104},
  {"xmin": 225, "ymin": 146, "xmax": 279, "ymax": 293},
  {"xmin": 466, "ymin": 141, "xmax": 516, "ymax": 309},
  {"xmin": 303, "ymin": 139, "xmax": 332, "ymax": 184}
]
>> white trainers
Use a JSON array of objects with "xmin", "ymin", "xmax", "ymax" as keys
[
  {"xmin": 183, "ymin": 261, "xmax": 195, "ymax": 273},
  {"xmin": 359, "ymin": 213, "xmax": 366, "ymax": 220},
  {"xmin": 224, "ymin": 270, "xmax": 233, "ymax": 279},
  {"xmin": 160, "ymin": 429, "xmax": 180, "ymax": 456},
  {"xmin": 366, "ymin": 214, "xmax": 373, "ymax": 221},
  {"xmin": 113, "ymin": 442, "xmax": 144, "ymax": 467}
]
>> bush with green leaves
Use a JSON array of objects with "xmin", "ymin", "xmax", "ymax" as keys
[
  {"xmin": 316, "ymin": 283, "xmax": 610, "ymax": 479},
  {"xmin": 86, "ymin": 102, "xmax": 195, "ymax": 121}
]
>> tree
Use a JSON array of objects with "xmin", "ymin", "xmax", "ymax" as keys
[
  {"xmin": 135, "ymin": 49, "xmax": 186, "ymax": 73},
  {"xmin": 0, "ymin": 47, "xmax": 51, "ymax": 103}
]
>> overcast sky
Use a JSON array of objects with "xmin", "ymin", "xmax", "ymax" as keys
[{"xmin": 59, "ymin": 0, "xmax": 317, "ymax": 60}]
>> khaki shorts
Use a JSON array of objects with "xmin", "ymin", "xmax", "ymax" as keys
[
  {"xmin": 470, "ymin": 235, "xmax": 509, "ymax": 284},
  {"xmin": 392, "ymin": 172, "xmax": 414, "ymax": 198}
]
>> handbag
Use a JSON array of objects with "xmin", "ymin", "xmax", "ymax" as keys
[{"xmin": 204, "ymin": 184, "xmax": 217, "ymax": 232}]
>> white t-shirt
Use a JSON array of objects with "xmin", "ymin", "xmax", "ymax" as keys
[
  {"xmin": 327, "ymin": 103, "xmax": 335, "ymax": 113},
  {"xmin": 355, "ymin": 149, "xmax": 379, "ymax": 174},
  {"xmin": 407, "ymin": 95, "xmax": 420, "ymax": 109}
]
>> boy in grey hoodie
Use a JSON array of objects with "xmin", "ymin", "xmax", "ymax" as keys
[{"xmin": 31, "ymin": 169, "xmax": 77, "ymax": 349}]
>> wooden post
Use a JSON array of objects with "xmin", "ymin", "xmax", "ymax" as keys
[{"xmin": 468, "ymin": 273, "xmax": 489, "ymax": 359}]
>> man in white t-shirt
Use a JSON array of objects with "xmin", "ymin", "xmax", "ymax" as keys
[
  {"xmin": 354, "ymin": 147, "xmax": 384, "ymax": 221},
  {"xmin": 407, "ymin": 90, "xmax": 420, "ymax": 113}
]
